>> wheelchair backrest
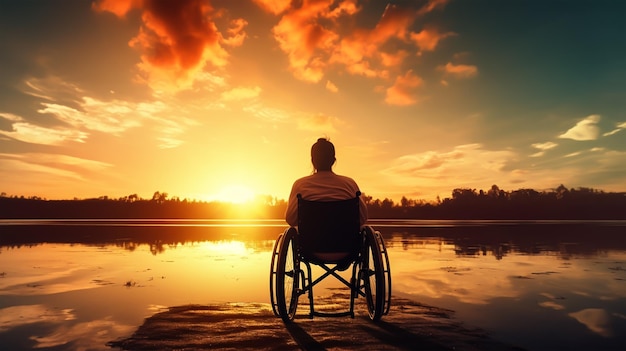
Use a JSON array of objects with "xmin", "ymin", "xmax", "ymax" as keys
[{"xmin": 296, "ymin": 193, "xmax": 361, "ymax": 259}]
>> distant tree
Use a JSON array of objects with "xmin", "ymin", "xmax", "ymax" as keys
[
  {"xmin": 452, "ymin": 188, "xmax": 477, "ymax": 201},
  {"xmin": 555, "ymin": 184, "xmax": 569, "ymax": 199},
  {"xmin": 487, "ymin": 184, "xmax": 504, "ymax": 199},
  {"xmin": 362, "ymin": 194, "xmax": 373, "ymax": 205},
  {"xmin": 152, "ymin": 191, "xmax": 168, "ymax": 204}
]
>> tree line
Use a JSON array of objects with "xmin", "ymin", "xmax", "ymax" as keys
[{"xmin": 1, "ymin": 185, "xmax": 624, "ymax": 219}]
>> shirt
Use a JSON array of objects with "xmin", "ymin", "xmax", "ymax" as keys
[{"xmin": 285, "ymin": 171, "xmax": 368, "ymax": 226}]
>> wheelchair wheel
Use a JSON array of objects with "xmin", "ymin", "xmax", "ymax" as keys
[
  {"xmin": 269, "ymin": 232, "xmax": 283, "ymax": 316},
  {"xmin": 377, "ymin": 231, "xmax": 392, "ymax": 316},
  {"xmin": 275, "ymin": 228, "xmax": 299, "ymax": 322},
  {"xmin": 362, "ymin": 227, "xmax": 385, "ymax": 321}
]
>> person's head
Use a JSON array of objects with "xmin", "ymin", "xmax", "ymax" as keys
[{"xmin": 311, "ymin": 138, "xmax": 335, "ymax": 172}]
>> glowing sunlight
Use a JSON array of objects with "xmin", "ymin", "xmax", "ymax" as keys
[{"xmin": 208, "ymin": 185, "xmax": 256, "ymax": 204}]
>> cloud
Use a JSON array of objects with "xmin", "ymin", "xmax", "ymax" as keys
[
  {"xmin": 385, "ymin": 70, "xmax": 423, "ymax": 106},
  {"xmin": 252, "ymin": 0, "xmax": 292, "ymax": 15},
  {"xmin": 602, "ymin": 121, "xmax": 626, "ymax": 137},
  {"xmin": 271, "ymin": 1, "xmax": 350, "ymax": 83},
  {"xmin": 94, "ymin": 1, "xmax": 457, "ymax": 102},
  {"xmin": 569, "ymin": 308, "xmax": 613, "ymax": 337},
  {"xmin": 417, "ymin": 0, "xmax": 450, "ymax": 16},
  {"xmin": 439, "ymin": 62, "xmax": 478, "ymax": 79},
  {"xmin": 0, "ymin": 305, "xmax": 75, "ymax": 333},
  {"xmin": 530, "ymin": 141, "xmax": 558, "ymax": 157},
  {"xmin": 2, "ymin": 76, "xmax": 197, "ymax": 148},
  {"xmin": 0, "ymin": 113, "xmax": 89, "ymax": 145},
  {"xmin": 93, "ymin": 0, "xmax": 248, "ymax": 91},
  {"xmin": 0, "ymin": 153, "xmax": 112, "ymax": 184},
  {"xmin": 22, "ymin": 76, "xmax": 85, "ymax": 103},
  {"xmin": 380, "ymin": 144, "xmax": 523, "ymax": 199},
  {"xmin": 558, "ymin": 114, "xmax": 601, "ymax": 141},
  {"xmin": 220, "ymin": 86, "xmax": 261, "ymax": 101},
  {"xmin": 386, "ymin": 144, "xmax": 516, "ymax": 179},
  {"xmin": 380, "ymin": 50, "xmax": 409, "ymax": 67},
  {"xmin": 222, "ymin": 18, "xmax": 248, "ymax": 47},
  {"xmin": 243, "ymin": 104, "xmax": 290, "ymax": 124},
  {"xmin": 31, "ymin": 317, "xmax": 135, "ymax": 350},
  {"xmin": 370, "ymin": 4, "xmax": 417, "ymax": 42},
  {"xmin": 377, "ymin": 140, "xmax": 626, "ymax": 201},
  {"xmin": 1, "ymin": 153, "xmax": 112, "ymax": 172},
  {"xmin": 297, "ymin": 113, "xmax": 344, "ymax": 133},
  {"xmin": 325, "ymin": 80, "xmax": 339, "ymax": 93},
  {"xmin": 331, "ymin": 4, "xmax": 417, "ymax": 78},
  {"xmin": 39, "ymin": 98, "xmax": 142, "ymax": 135},
  {"xmin": 410, "ymin": 28, "xmax": 455, "ymax": 53},
  {"xmin": 267, "ymin": 1, "xmax": 452, "ymax": 93}
]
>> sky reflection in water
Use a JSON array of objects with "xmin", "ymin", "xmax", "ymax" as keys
[{"xmin": 0, "ymin": 221, "xmax": 625, "ymax": 350}]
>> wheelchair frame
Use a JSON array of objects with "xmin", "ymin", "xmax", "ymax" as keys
[{"xmin": 269, "ymin": 194, "xmax": 391, "ymax": 322}]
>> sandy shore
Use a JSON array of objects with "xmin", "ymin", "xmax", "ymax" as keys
[{"xmin": 107, "ymin": 295, "xmax": 524, "ymax": 350}]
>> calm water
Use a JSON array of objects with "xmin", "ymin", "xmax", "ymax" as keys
[{"xmin": 0, "ymin": 220, "xmax": 625, "ymax": 350}]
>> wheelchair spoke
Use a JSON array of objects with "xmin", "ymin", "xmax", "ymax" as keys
[
  {"xmin": 275, "ymin": 229, "xmax": 299, "ymax": 322},
  {"xmin": 362, "ymin": 228, "xmax": 385, "ymax": 321}
]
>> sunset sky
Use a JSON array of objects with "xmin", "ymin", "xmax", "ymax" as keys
[{"xmin": 1, "ymin": 0, "xmax": 624, "ymax": 203}]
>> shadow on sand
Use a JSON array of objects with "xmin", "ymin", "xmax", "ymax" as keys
[{"xmin": 107, "ymin": 296, "xmax": 523, "ymax": 350}]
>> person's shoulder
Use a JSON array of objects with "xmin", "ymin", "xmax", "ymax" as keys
[
  {"xmin": 291, "ymin": 174, "xmax": 315, "ymax": 187},
  {"xmin": 295, "ymin": 174, "xmax": 316, "ymax": 182},
  {"xmin": 334, "ymin": 173, "xmax": 360, "ymax": 187},
  {"xmin": 334, "ymin": 173, "xmax": 357, "ymax": 182}
]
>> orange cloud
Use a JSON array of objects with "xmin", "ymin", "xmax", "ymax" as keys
[
  {"xmin": 0, "ymin": 113, "xmax": 89, "ymax": 145},
  {"xmin": 261, "ymin": 0, "xmax": 455, "ymax": 106},
  {"xmin": 371, "ymin": 4, "xmax": 416, "ymax": 43},
  {"xmin": 297, "ymin": 112, "xmax": 343, "ymax": 133},
  {"xmin": 440, "ymin": 62, "xmax": 478, "ymax": 79},
  {"xmin": 269, "ymin": 1, "xmax": 423, "ymax": 83},
  {"xmin": 410, "ymin": 28, "xmax": 455, "ymax": 52},
  {"xmin": 252, "ymin": 0, "xmax": 292, "ymax": 15},
  {"xmin": 325, "ymin": 80, "xmax": 339, "ymax": 93},
  {"xmin": 329, "ymin": 5, "xmax": 417, "ymax": 79},
  {"xmin": 91, "ymin": 0, "xmax": 141, "ymax": 17},
  {"xmin": 223, "ymin": 18, "xmax": 248, "ymax": 47},
  {"xmin": 271, "ymin": 0, "xmax": 347, "ymax": 83},
  {"xmin": 385, "ymin": 70, "xmax": 423, "ymax": 106},
  {"xmin": 380, "ymin": 50, "xmax": 408, "ymax": 67},
  {"xmin": 417, "ymin": 0, "xmax": 450, "ymax": 16},
  {"xmin": 93, "ymin": 0, "xmax": 247, "ymax": 90}
]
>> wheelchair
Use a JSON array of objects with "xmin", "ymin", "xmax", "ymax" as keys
[{"xmin": 270, "ymin": 193, "xmax": 391, "ymax": 322}]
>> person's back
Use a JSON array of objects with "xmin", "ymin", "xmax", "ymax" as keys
[{"xmin": 285, "ymin": 138, "xmax": 367, "ymax": 227}]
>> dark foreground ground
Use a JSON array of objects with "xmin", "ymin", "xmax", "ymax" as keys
[{"xmin": 107, "ymin": 295, "xmax": 524, "ymax": 350}]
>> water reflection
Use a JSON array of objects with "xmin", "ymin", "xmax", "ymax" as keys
[
  {"xmin": 0, "ymin": 220, "xmax": 625, "ymax": 351},
  {"xmin": 0, "ymin": 219, "xmax": 283, "ymax": 256},
  {"xmin": 384, "ymin": 222, "xmax": 626, "ymax": 350}
]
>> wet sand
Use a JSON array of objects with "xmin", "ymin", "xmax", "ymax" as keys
[{"xmin": 108, "ymin": 295, "xmax": 523, "ymax": 350}]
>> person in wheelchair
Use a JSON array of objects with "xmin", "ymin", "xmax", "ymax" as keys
[
  {"xmin": 285, "ymin": 137, "xmax": 368, "ymax": 264},
  {"xmin": 270, "ymin": 138, "xmax": 391, "ymax": 322}
]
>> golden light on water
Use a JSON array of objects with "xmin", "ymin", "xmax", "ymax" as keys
[{"xmin": 196, "ymin": 240, "xmax": 252, "ymax": 256}]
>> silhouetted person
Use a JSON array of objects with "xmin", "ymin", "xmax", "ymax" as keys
[{"xmin": 286, "ymin": 138, "xmax": 368, "ymax": 226}]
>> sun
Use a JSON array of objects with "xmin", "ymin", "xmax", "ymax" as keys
[{"xmin": 211, "ymin": 184, "xmax": 255, "ymax": 204}]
